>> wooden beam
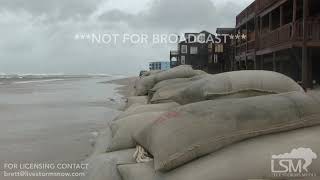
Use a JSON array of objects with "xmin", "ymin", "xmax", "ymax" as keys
[
  {"xmin": 261, "ymin": 55, "xmax": 264, "ymax": 70},
  {"xmin": 273, "ymin": 53, "xmax": 276, "ymax": 72},
  {"xmin": 269, "ymin": 13, "xmax": 272, "ymax": 31},
  {"xmin": 292, "ymin": 0, "xmax": 297, "ymax": 22},
  {"xmin": 302, "ymin": 0, "xmax": 311, "ymax": 88},
  {"xmin": 280, "ymin": 5, "xmax": 283, "ymax": 26}
]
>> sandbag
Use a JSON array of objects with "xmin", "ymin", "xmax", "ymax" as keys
[
  {"xmin": 193, "ymin": 70, "xmax": 207, "ymax": 76},
  {"xmin": 119, "ymin": 125, "xmax": 320, "ymax": 180},
  {"xmin": 151, "ymin": 78, "xmax": 190, "ymax": 92},
  {"xmin": 150, "ymin": 75, "xmax": 207, "ymax": 104},
  {"xmin": 91, "ymin": 127, "xmax": 112, "ymax": 156},
  {"xmin": 134, "ymin": 92, "xmax": 320, "ymax": 171},
  {"xmin": 135, "ymin": 65, "xmax": 197, "ymax": 96},
  {"xmin": 172, "ymin": 70, "xmax": 304, "ymax": 104},
  {"xmin": 107, "ymin": 112, "xmax": 165, "ymax": 152},
  {"xmin": 142, "ymin": 70, "xmax": 163, "ymax": 77},
  {"xmin": 116, "ymin": 102, "xmax": 179, "ymax": 120},
  {"xmin": 123, "ymin": 96, "xmax": 148, "ymax": 110},
  {"xmin": 80, "ymin": 149, "xmax": 136, "ymax": 180}
]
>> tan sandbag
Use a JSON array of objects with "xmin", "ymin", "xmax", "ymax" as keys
[
  {"xmin": 123, "ymin": 96, "xmax": 148, "ymax": 110},
  {"xmin": 116, "ymin": 102, "xmax": 179, "ymax": 120},
  {"xmin": 150, "ymin": 75, "xmax": 207, "ymax": 104},
  {"xmin": 80, "ymin": 149, "xmax": 136, "ymax": 180},
  {"xmin": 193, "ymin": 70, "xmax": 207, "ymax": 75},
  {"xmin": 135, "ymin": 65, "xmax": 197, "ymax": 96},
  {"xmin": 172, "ymin": 70, "xmax": 304, "ymax": 104},
  {"xmin": 107, "ymin": 112, "xmax": 165, "ymax": 152},
  {"xmin": 142, "ymin": 70, "xmax": 163, "ymax": 77},
  {"xmin": 151, "ymin": 78, "xmax": 190, "ymax": 92},
  {"xmin": 134, "ymin": 92, "xmax": 320, "ymax": 171},
  {"xmin": 91, "ymin": 127, "xmax": 112, "ymax": 156},
  {"xmin": 119, "ymin": 125, "xmax": 320, "ymax": 180}
]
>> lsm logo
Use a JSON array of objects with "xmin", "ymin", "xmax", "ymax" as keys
[{"xmin": 271, "ymin": 147, "xmax": 317, "ymax": 177}]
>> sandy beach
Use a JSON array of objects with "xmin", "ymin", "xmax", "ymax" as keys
[{"xmin": 0, "ymin": 77, "xmax": 125, "ymax": 180}]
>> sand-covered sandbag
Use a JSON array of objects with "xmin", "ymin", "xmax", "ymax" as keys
[
  {"xmin": 193, "ymin": 70, "xmax": 207, "ymax": 75},
  {"xmin": 91, "ymin": 127, "xmax": 112, "ymax": 156},
  {"xmin": 142, "ymin": 70, "xmax": 162, "ymax": 77},
  {"xmin": 107, "ymin": 112, "xmax": 165, "ymax": 152},
  {"xmin": 135, "ymin": 65, "xmax": 197, "ymax": 96},
  {"xmin": 150, "ymin": 75, "xmax": 207, "ymax": 104},
  {"xmin": 151, "ymin": 78, "xmax": 190, "ymax": 92},
  {"xmin": 172, "ymin": 70, "xmax": 304, "ymax": 104},
  {"xmin": 123, "ymin": 96, "xmax": 148, "ymax": 110},
  {"xmin": 120, "ymin": 125, "xmax": 320, "ymax": 180},
  {"xmin": 116, "ymin": 102, "xmax": 179, "ymax": 120},
  {"xmin": 135, "ymin": 92, "xmax": 320, "ymax": 171},
  {"xmin": 80, "ymin": 149, "xmax": 136, "ymax": 180}
]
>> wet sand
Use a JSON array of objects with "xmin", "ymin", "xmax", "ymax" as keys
[
  {"xmin": 103, "ymin": 77, "xmax": 138, "ymax": 97},
  {"xmin": 0, "ymin": 77, "xmax": 124, "ymax": 180}
]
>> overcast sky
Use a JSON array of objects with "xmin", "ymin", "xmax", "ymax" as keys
[{"xmin": 0, "ymin": 0, "xmax": 254, "ymax": 75}]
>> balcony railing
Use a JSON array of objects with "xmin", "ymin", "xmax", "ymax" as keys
[
  {"xmin": 259, "ymin": 23, "xmax": 292, "ymax": 49},
  {"xmin": 256, "ymin": 0, "xmax": 278, "ymax": 12},
  {"xmin": 247, "ymin": 41, "xmax": 256, "ymax": 51},
  {"xmin": 236, "ymin": 1, "xmax": 256, "ymax": 26},
  {"xmin": 294, "ymin": 18, "xmax": 320, "ymax": 42},
  {"xmin": 259, "ymin": 18, "xmax": 320, "ymax": 50},
  {"xmin": 170, "ymin": 50, "xmax": 179, "ymax": 56}
]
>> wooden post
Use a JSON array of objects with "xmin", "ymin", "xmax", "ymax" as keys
[
  {"xmin": 261, "ymin": 55, "xmax": 264, "ymax": 70},
  {"xmin": 260, "ymin": 17, "xmax": 263, "ymax": 35},
  {"xmin": 293, "ymin": 0, "xmax": 297, "ymax": 22},
  {"xmin": 302, "ymin": 0, "xmax": 310, "ymax": 88},
  {"xmin": 269, "ymin": 12, "xmax": 272, "ymax": 31},
  {"xmin": 280, "ymin": 5, "xmax": 283, "ymax": 26},
  {"xmin": 273, "ymin": 52, "xmax": 277, "ymax": 71}
]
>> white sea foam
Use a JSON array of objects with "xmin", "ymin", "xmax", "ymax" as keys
[{"xmin": 13, "ymin": 79, "xmax": 65, "ymax": 84}]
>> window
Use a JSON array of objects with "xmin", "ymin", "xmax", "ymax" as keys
[
  {"xmin": 181, "ymin": 45, "xmax": 187, "ymax": 54},
  {"xmin": 181, "ymin": 56, "xmax": 186, "ymax": 65},
  {"xmin": 215, "ymin": 44, "xmax": 224, "ymax": 53},
  {"xmin": 214, "ymin": 54, "xmax": 218, "ymax": 64},
  {"xmin": 208, "ymin": 54, "xmax": 213, "ymax": 64},
  {"xmin": 190, "ymin": 47, "xmax": 198, "ymax": 54}
]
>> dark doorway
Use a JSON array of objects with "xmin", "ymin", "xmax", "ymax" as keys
[{"xmin": 312, "ymin": 48, "xmax": 320, "ymax": 85}]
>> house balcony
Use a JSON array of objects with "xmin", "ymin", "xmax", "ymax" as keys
[
  {"xmin": 170, "ymin": 50, "xmax": 179, "ymax": 56},
  {"xmin": 256, "ymin": 0, "xmax": 279, "ymax": 12},
  {"xmin": 294, "ymin": 18, "xmax": 320, "ymax": 43},
  {"xmin": 259, "ymin": 18, "xmax": 320, "ymax": 51},
  {"xmin": 236, "ymin": 1, "xmax": 256, "ymax": 27}
]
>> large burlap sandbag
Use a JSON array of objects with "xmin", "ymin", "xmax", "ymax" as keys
[
  {"xmin": 135, "ymin": 65, "xmax": 197, "ymax": 96},
  {"xmin": 142, "ymin": 70, "xmax": 163, "ymax": 77},
  {"xmin": 151, "ymin": 78, "xmax": 190, "ymax": 92},
  {"xmin": 172, "ymin": 70, "xmax": 304, "ymax": 104},
  {"xmin": 116, "ymin": 102, "xmax": 179, "ymax": 120},
  {"xmin": 150, "ymin": 75, "xmax": 208, "ymax": 104},
  {"xmin": 122, "ymin": 96, "xmax": 148, "ymax": 110},
  {"xmin": 134, "ymin": 92, "xmax": 320, "ymax": 171},
  {"xmin": 91, "ymin": 127, "xmax": 112, "ymax": 156},
  {"xmin": 80, "ymin": 149, "xmax": 136, "ymax": 180},
  {"xmin": 107, "ymin": 112, "xmax": 165, "ymax": 152},
  {"xmin": 119, "ymin": 126, "xmax": 320, "ymax": 180},
  {"xmin": 193, "ymin": 70, "xmax": 207, "ymax": 76}
]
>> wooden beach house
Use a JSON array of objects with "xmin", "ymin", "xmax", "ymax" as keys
[{"xmin": 234, "ymin": 0, "xmax": 320, "ymax": 88}]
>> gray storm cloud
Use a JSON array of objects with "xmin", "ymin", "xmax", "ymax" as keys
[{"xmin": 0, "ymin": 0, "xmax": 253, "ymax": 75}]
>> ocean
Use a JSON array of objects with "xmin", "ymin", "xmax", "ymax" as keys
[{"xmin": 0, "ymin": 75, "xmax": 124, "ymax": 180}]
